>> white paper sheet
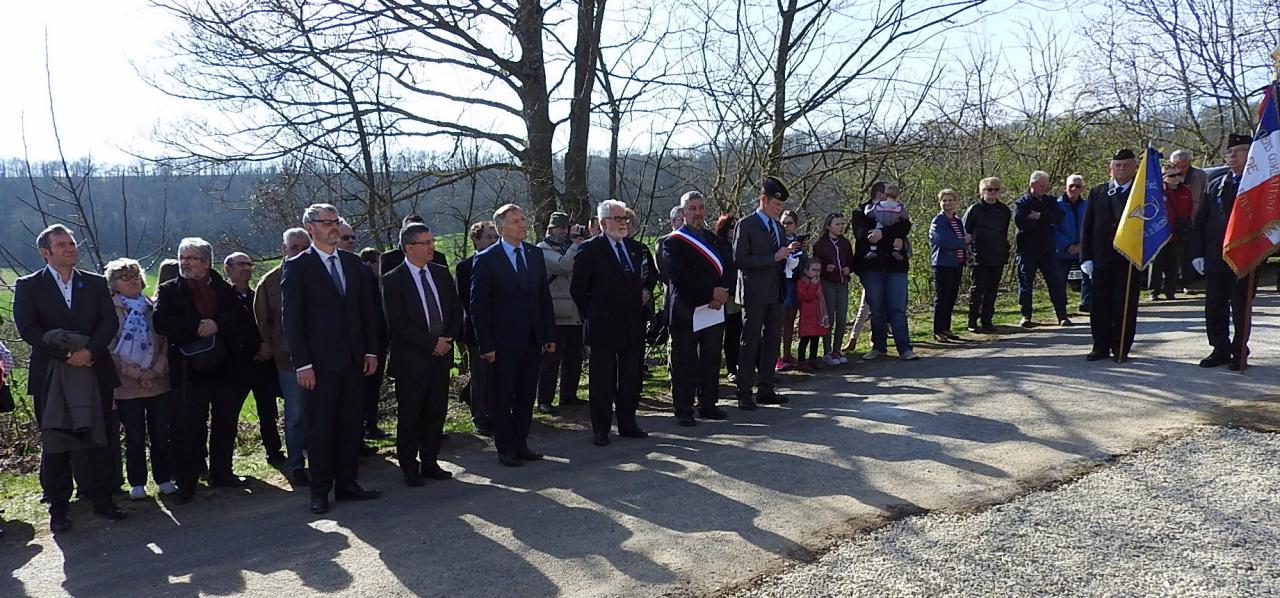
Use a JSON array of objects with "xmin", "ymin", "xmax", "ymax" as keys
[{"xmin": 692, "ymin": 304, "xmax": 725, "ymax": 332}]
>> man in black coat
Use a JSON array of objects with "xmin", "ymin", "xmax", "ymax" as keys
[
  {"xmin": 222, "ymin": 252, "xmax": 284, "ymax": 464},
  {"xmin": 382, "ymin": 223, "xmax": 463, "ymax": 485},
  {"xmin": 381, "ymin": 213, "xmax": 449, "ymax": 275},
  {"xmin": 1080, "ymin": 149, "xmax": 1141, "ymax": 361},
  {"xmin": 14, "ymin": 224, "xmax": 126, "ymax": 531},
  {"xmin": 1013, "ymin": 170, "xmax": 1071, "ymax": 327},
  {"xmin": 456, "ymin": 221, "xmax": 498, "ymax": 435},
  {"xmin": 1190, "ymin": 134, "xmax": 1256, "ymax": 370},
  {"xmin": 470, "ymin": 203, "xmax": 557, "ymax": 466},
  {"xmin": 282, "ymin": 203, "xmax": 382, "ymax": 514},
  {"xmin": 571, "ymin": 200, "xmax": 650, "ymax": 446},
  {"xmin": 662, "ymin": 191, "xmax": 736, "ymax": 426}
]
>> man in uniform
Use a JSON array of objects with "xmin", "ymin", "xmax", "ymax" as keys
[
  {"xmin": 1080, "ymin": 149, "xmax": 1140, "ymax": 361},
  {"xmin": 1190, "ymin": 133, "xmax": 1256, "ymax": 370}
]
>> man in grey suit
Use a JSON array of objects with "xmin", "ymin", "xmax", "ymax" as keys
[{"xmin": 733, "ymin": 176, "xmax": 800, "ymax": 410}]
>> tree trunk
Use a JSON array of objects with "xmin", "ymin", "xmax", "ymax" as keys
[
  {"xmin": 515, "ymin": 0, "xmax": 560, "ymax": 230},
  {"xmin": 563, "ymin": 0, "xmax": 607, "ymax": 223},
  {"xmin": 766, "ymin": 0, "xmax": 798, "ymax": 174}
]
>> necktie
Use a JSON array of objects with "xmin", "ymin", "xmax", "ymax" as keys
[
  {"xmin": 327, "ymin": 255, "xmax": 345, "ymax": 296},
  {"xmin": 769, "ymin": 220, "xmax": 781, "ymax": 249},
  {"xmin": 514, "ymin": 246, "xmax": 528, "ymax": 288},
  {"xmin": 615, "ymin": 241, "xmax": 632, "ymax": 272},
  {"xmin": 419, "ymin": 268, "xmax": 443, "ymax": 335}
]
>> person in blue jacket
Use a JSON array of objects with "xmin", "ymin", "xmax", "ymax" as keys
[
  {"xmin": 928, "ymin": 189, "xmax": 968, "ymax": 342},
  {"xmin": 1054, "ymin": 174, "xmax": 1091, "ymax": 312}
]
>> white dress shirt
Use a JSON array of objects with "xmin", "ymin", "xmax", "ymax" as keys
[
  {"xmin": 406, "ymin": 260, "xmax": 445, "ymax": 335},
  {"xmin": 46, "ymin": 265, "xmax": 73, "ymax": 308}
]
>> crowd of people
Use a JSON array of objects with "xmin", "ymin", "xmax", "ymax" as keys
[{"xmin": 3, "ymin": 135, "xmax": 1266, "ymax": 533}]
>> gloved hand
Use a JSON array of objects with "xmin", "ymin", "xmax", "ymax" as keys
[
  {"xmin": 1192, "ymin": 257, "xmax": 1205, "ymax": 275},
  {"xmin": 1080, "ymin": 260, "xmax": 1094, "ymax": 277}
]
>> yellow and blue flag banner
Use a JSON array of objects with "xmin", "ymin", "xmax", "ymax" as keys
[{"xmin": 1113, "ymin": 147, "xmax": 1172, "ymax": 269}]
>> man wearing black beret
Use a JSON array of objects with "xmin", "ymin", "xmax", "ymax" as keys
[
  {"xmin": 1189, "ymin": 133, "xmax": 1257, "ymax": 370},
  {"xmin": 1080, "ymin": 149, "xmax": 1141, "ymax": 361}
]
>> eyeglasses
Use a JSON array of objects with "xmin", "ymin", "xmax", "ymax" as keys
[
  {"xmin": 984, "ymin": 187, "xmax": 1001, "ymax": 192},
  {"xmin": 340, "ymin": 235, "xmax": 357, "ymax": 241},
  {"xmin": 1068, "ymin": 184, "xmax": 1083, "ymax": 188},
  {"xmin": 602, "ymin": 216, "xmax": 629, "ymax": 222},
  {"xmin": 404, "ymin": 241, "xmax": 433, "ymax": 246},
  {"xmin": 311, "ymin": 218, "xmax": 340, "ymax": 226},
  {"xmin": 117, "ymin": 273, "xmax": 141, "ymax": 281},
  {"xmin": 227, "ymin": 261, "xmax": 253, "ymax": 267}
]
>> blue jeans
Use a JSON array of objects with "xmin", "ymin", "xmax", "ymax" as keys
[
  {"xmin": 1016, "ymin": 251, "xmax": 1068, "ymax": 319},
  {"xmin": 278, "ymin": 369, "xmax": 308, "ymax": 472},
  {"xmin": 860, "ymin": 270, "xmax": 912, "ymax": 354}
]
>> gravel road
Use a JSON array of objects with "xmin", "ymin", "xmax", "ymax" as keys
[{"xmin": 737, "ymin": 426, "xmax": 1280, "ymax": 598}]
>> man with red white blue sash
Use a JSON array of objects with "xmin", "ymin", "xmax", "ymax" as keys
[{"xmin": 661, "ymin": 191, "xmax": 737, "ymax": 426}]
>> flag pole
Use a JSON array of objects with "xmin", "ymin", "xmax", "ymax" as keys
[
  {"xmin": 1118, "ymin": 264, "xmax": 1133, "ymax": 363},
  {"xmin": 1237, "ymin": 269, "xmax": 1256, "ymax": 373}
]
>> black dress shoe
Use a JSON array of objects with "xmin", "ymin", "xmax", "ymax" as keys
[
  {"xmin": 365, "ymin": 427, "xmax": 391, "ymax": 440},
  {"xmin": 756, "ymin": 391, "xmax": 789, "ymax": 405},
  {"xmin": 93, "ymin": 504, "xmax": 128, "ymax": 520},
  {"xmin": 676, "ymin": 415, "xmax": 697, "ymax": 427},
  {"xmin": 560, "ymin": 397, "xmax": 589, "ymax": 407},
  {"xmin": 498, "ymin": 453, "xmax": 525, "ymax": 467},
  {"xmin": 289, "ymin": 469, "xmax": 311, "ymax": 486},
  {"xmin": 737, "ymin": 397, "xmax": 759, "ymax": 411},
  {"xmin": 266, "ymin": 451, "xmax": 287, "ymax": 465},
  {"xmin": 619, "ymin": 428, "xmax": 648, "ymax": 439},
  {"xmin": 423, "ymin": 466, "xmax": 454, "ymax": 480},
  {"xmin": 50, "ymin": 513, "xmax": 72, "ymax": 533},
  {"xmin": 1199, "ymin": 353, "xmax": 1230, "ymax": 368},
  {"xmin": 592, "ymin": 433, "xmax": 610, "ymax": 446},
  {"xmin": 173, "ymin": 488, "xmax": 196, "ymax": 505},
  {"xmin": 1086, "ymin": 350, "xmax": 1109, "ymax": 361},
  {"xmin": 334, "ymin": 484, "xmax": 382, "ymax": 500},
  {"xmin": 944, "ymin": 332, "xmax": 963, "ymax": 341},
  {"xmin": 698, "ymin": 406, "xmax": 728, "ymax": 420},
  {"xmin": 403, "ymin": 471, "xmax": 426, "ymax": 487},
  {"xmin": 517, "ymin": 448, "xmax": 544, "ymax": 461},
  {"xmin": 310, "ymin": 496, "xmax": 330, "ymax": 514},
  {"xmin": 474, "ymin": 424, "xmax": 495, "ymax": 437},
  {"xmin": 536, "ymin": 404, "xmax": 560, "ymax": 415}
]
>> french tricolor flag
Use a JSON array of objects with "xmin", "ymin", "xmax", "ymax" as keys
[{"xmin": 1224, "ymin": 80, "xmax": 1280, "ymax": 277}]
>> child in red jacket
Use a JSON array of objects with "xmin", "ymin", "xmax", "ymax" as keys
[{"xmin": 795, "ymin": 261, "xmax": 830, "ymax": 372}]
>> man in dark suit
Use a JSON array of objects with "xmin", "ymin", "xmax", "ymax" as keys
[
  {"xmin": 456, "ymin": 221, "xmax": 498, "ymax": 436},
  {"xmin": 223, "ymin": 252, "xmax": 284, "ymax": 464},
  {"xmin": 382, "ymin": 223, "xmax": 463, "ymax": 485},
  {"xmin": 733, "ymin": 176, "xmax": 799, "ymax": 409},
  {"xmin": 282, "ymin": 203, "xmax": 382, "ymax": 514},
  {"xmin": 14, "ymin": 224, "xmax": 126, "ymax": 532},
  {"xmin": 1190, "ymin": 134, "xmax": 1256, "ymax": 370},
  {"xmin": 339, "ymin": 223, "xmax": 389, "ymax": 444},
  {"xmin": 1080, "ymin": 149, "xmax": 1141, "ymax": 361},
  {"xmin": 662, "ymin": 191, "xmax": 736, "ymax": 426},
  {"xmin": 470, "ymin": 203, "xmax": 556, "ymax": 466},
  {"xmin": 571, "ymin": 200, "xmax": 649, "ymax": 446}
]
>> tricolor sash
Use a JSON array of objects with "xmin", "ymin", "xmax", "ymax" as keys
[{"xmin": 669, "ymin": 226, "xmax": 724, "ymax": 276}]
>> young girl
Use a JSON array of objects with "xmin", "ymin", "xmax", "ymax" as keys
[
  {"xmin": 795, "ymin": 261, "xmax": 830, "ymax": 372},
  {"xmin": 813, "ymin": 212, "xmax": 854, "ymax": 364}
]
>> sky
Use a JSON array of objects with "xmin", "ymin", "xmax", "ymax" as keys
[{"xmin": 0, "ymin": 0, "xmax": 1078, "ymax": 165}]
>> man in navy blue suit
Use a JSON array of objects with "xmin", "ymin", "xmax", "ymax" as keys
[
  {"xmin": 282, "ymin": 203, "xmax": 382, "ymax": 514},
  {"xmin": 470, "ymin": 204, "xmax": 557, "ymax": 466}
]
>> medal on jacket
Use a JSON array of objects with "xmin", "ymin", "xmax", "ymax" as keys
[{"xmin": 669, "ymin": 226, "xmax": 724, "ymax": 276}]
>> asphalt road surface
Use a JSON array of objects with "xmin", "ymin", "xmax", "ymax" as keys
[{"xmin": 4, "ymin": 294, "xmax": 1278, "ymax": 597}]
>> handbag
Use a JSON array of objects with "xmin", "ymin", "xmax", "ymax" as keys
[{"xmin": 179, "ymin": 335, "xmax": 226, "ymax": 372}]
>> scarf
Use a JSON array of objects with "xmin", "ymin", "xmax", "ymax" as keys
[
  {"xmin": 113, "ymin": 295, "xmax": 155, "ymax": 368},
  {"xmin": 187, "ymin": 275, "xmax": 217, "ymax": 319}
]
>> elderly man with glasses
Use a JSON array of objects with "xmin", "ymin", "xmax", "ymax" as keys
[
  {"xmin": 223, "ymin": 252, "xmax": 285, "ymax": 465},
  {"xmin": 1055, "ymin": 174, "xmax": 1092, "ymax": 312}
]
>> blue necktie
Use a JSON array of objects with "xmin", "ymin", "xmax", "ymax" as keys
[
  {"xmin": 514, "ymin": 246, "xmax": 528, "ymax": 288},
  {"xmin": 615, "ymin": 241, "xmax": 632, "ymax": 272},
  {"xmin": 327, "ymin": 255, "xmax": 345, "ymax": 296}
]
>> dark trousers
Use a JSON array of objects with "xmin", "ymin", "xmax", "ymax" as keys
[
  {"xmin": 362, "ymin": 356, "xmax": 386, "ymax": 434},
  {"xmin": 933, "ymin": 266, "xmax": 962, "ymax": 334},
  {"xmin": 170, "ymin": 374, "xmax": 236, "ymax": 489},
  {"xmin": 489, "ymin": 341, "xmax": 542, "ymax": 456},
  {"xmin": 968, "ymin": 265, "xmax": 1004, "ymax": 325},
  {"xmin": 229, "ymin": 362, "xmax": 283, "ymax": 457},
  {"xmin": 461, "ymin": 343, "xmax": 493, "ymax": 427},
  {"xmin": 588, "ymin": 342, "xmax": 642, "ymax": 435},
  {"xmin": 737, "ymin": 301, "xmax": 784, "ymax": 398},
  {"xmin": 537, "ymin": 324, "xmax": 584, "ymax": 407},
  {"xmin": 1149, "ymin": 241, "xmax": 1185, "ymax": 297},
  {"xmin": 1089, "ymin": 263, "xmax": 1140, "ymax": 357},
  {"xmin": 1204, "ymin": 273, "xmax": 1255, "ymax": 357},
  {"xmin": 395, "ymin": 356, "xmax": 450, "ymax": 474},
  {"xmin": 116, "ymin": 393, "xmax": 172, "ymax": 487},
  {"xmin": 723, "ymin": 310, "xmax": 742, "ymax": 376},
  {"xmin": 307, "ymin": 365, "xmax": 365, "ymax": 497},
  {"xmin": 1016, "ymin": 251, "xmax": 1068, "ymax": 319},
  {"xmin": 36, "ymin": 385, "xmax": 116, "ymax": 515},
  {"xmin": 670, "ymin": 322, "xmax": 724, "ymax": 418}
]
